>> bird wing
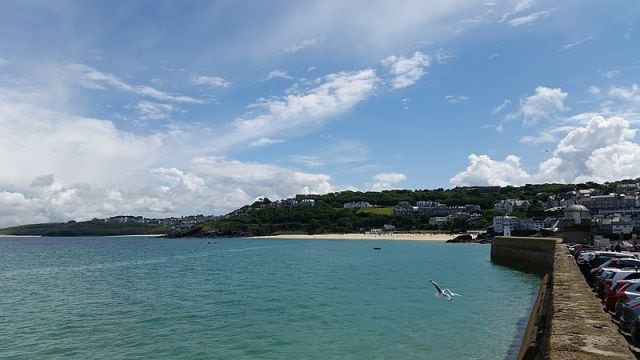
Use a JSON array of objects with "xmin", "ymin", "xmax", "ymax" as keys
[{"xmin": 429, "ymin": 280, "xmax": 443, "ymax": 293}]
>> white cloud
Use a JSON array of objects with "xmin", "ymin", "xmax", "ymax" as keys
[
  {"xmin": 248, "ymin": 138, "xmax": 284, "ymax": 147},
  {"xmin": 382, "ymin": 51, "xmax": 431, "ymax": 90},
  {"xmin": 452, "ymin": 116, "xmax": 640, "ymax": 186},
  {"xmin": 491, "ymin": 99, "xmax": 511, "ymax": 114},
  {"xmin": 609, "ymin": 84, "xmax": 640, "ymax": 103},
  {"xmin": 518, "ymin": 86, "xmax": 568, "ymax": 125},
  {"xmin": 0, "ymin": 88, "xmax": 165, "ymax": 187},
  {"xmin": 370, "ymin": 172, "xmax": 407, "ymax": 191},
  {"xmin": 588, "ymin": 85, "xmax": 601, "ymax": 96},
  {"xmin": 537, "ymin": 116, "xmax": 637, "ymax": 183},
  {"xmin": 135, "ymin": 101, "xmax": 174, "ymax": 120},
  {"xmin": 191, "ymin": 156, "xmax": 334, "ymax": 197},
  {"xmin": 151, "ymin": 167, "xmax": 206, "ymax": 192},
  {"xmin": 519, "ymin": 131, "xmax": 556, "ymax": 144},
  {"xmin": 239, "ymin": 1, "xmax": 489, "ymax": 62},
  {"xmin": 285, "ymin": 38, "xmax": 319, "ymax": 54},
  {"xmin": 514, "ymin": 0, "xmax": 534, "ymax": 13},
  {"xmin": 434, "ymin": 48, "xmax": 454, "ymax": 64},
  {"xmin": 508, "ymin": 11, "xmax": 549, "ymax": 26},
  {"xmin": 68, "ymin": 63, "xmax": 205, "ymax": 104},
  {"xmin": 446, "ymin": 95, "xmax": 468, "ymax": 104},
  {"xmin": 190, "ymin": 75, "xmax": 231, "ymax": 88},
  {"xmin": 229, "ymin": 68, "xmax": 378, "ymax": 145},
  {"xmin": 602, "ymin": 69, "xmax": 621, "ymax": 79},
  {"xmin": 450, "ymin": 154, "xmax": 531, "ymax": 186},
  {"xmin": 290, "ymin": 155, "xmax": 324, "ymax": 167},
  {"xmin": 0, "ymin": 57, "xmax": 9, "ymax": 66},
  {"xmin": 265, "ymin": 70, "xmax": 293, "ymax": 81},
  {"xmin": 0, "ymin": 155, "xmax": 337, "ymax": 227},
  {"xmin": 561, "ymin": 36, "xmax": 595, "ymax": 51},
  {"xmin": 488, "ymin": 53, "xmax": 499, "ymax": 60}
]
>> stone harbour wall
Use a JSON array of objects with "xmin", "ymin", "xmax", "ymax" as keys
[{"xmin": 491, "ymin": 237, "xmax": 635, "ymax": 359}]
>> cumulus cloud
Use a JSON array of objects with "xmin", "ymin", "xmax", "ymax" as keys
[
  {"xmin": 68, "ymin": 63, "xmax": 205, "ymax": 104},
  {"xmin": 0, "ymin": 88, "xmax": 165, "ymax": 186},
  {"xmin": 451, "ymin": 115, "xmax": 640, "ymax": 186},
  {"xmin": 190, "ymin": 75, "xmax": 231, "ymax": 88},
  {"xmin": 228, "ymin": 68, "xmax": 378, "ymax": 145},
  {"xmin": 151, "ymin": 167, "xmax": 207, "ymax": 192},
  {"xmin": 609, "ymin": 84, "xmax": 640, "ymax": 103},
  {"xmin": 518, "ymin": 86, "xmax": 568, "ymax": 125},
  {"xmin": 0, "ymin": 156, "xmax": 337, "ymax": 227},
  {"xmin": 450, "ymin": 154, "xmax": 531, "ymax": 186},
  {"xmin": 370, "ymin": 172, "xmax": 407, "ymax": 191},
  {"xmin": 537, "ymin": 116, "xmax": 637, "ymax": 183},
  {"xmin": 191, "ymin": 156, "xmax": 334, "ymax": 197},
  {"xmin": 508, "ymin": 11, "xmax": 549, "ymax": 26},
  {"xmin": 382, "ymin": 51, "xmax": 430, "ymax": 90}
]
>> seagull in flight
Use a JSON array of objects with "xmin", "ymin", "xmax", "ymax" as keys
[{"xmin": 429, "ymin": 279, "xmax": 461, "ymax": 301}]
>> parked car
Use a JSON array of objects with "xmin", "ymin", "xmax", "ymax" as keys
[
  {"xmin": 615, "ymin": 285, "xmax": 640, "ymax": 319},
  {"xmin": 601, "ymin": 269, "xmax": 640, "ymax": 299},
  {"xmin": 589, "ymin": 258, "xmax": 640, "ymax": 284},
  {"xmin": 595, "ymin": 269, "xmax": 625, "ymax": 297},
  {"xmin": 630, "ymin": 315, "xmax": 640, "ymax": 346},
  {"xmin": 619, "ymin": 298, "xmax": 640, "ymax": 333}
]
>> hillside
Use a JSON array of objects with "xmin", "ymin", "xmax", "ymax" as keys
[
  {"xmin": 169, "ymin": 182, "xmax": 619, "ymax": 237},
  {"xmin": 0, "ymin": 220, "xmax": 171, "ymax": 237},
  {"xmin": 1, "ymin": 180, "xmax": 635, "ymax": 238}
]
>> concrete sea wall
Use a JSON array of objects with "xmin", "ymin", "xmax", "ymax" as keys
[
  {"xmin": 491, "ymin": 236, "xmax": 557, "ymax": 274},
  {"xmin": 491, "ymin": 237, "xmax": 635, "ymax": 359}
]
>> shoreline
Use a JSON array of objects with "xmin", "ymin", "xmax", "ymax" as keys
[{"xmin": 247, "ymin": 232, "xmax": 464, "ymax": 241}]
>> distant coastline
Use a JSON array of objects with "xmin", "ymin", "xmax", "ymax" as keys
[{"xmin": 248, "ymin": 232, "xmax": 463, "ymax": 241}]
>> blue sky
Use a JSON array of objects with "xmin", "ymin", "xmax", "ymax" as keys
[{"xmin": 1, "ymin": 0, "xmax": 640, "ymax": 225}]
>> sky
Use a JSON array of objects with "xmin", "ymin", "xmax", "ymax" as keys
[{"xmin": 1, "ymin": 0, "xmax": 640, "ymax": 226}]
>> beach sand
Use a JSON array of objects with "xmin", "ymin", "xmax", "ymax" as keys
[{"xmin": 248, "ymin": 232, "xmax": 464, "ymax": 241}]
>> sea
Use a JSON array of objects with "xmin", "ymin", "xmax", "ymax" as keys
[{"xmin": 0, "ymin": 237, "xmax": 540, "ymax": 359}]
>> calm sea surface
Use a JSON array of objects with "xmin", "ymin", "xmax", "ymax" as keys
[{"xmin": 0, "ymin": 237, "xmax": 540, "ymax": 359}]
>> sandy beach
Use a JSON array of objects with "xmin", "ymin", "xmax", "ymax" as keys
[{"xmin": 249, "ymin": 232, "xmax": 464, "ymax": 241}]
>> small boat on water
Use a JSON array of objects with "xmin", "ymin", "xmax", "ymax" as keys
[{"xmin": 373, "ymin": 246, "xmax": 381, "ymax": 250}]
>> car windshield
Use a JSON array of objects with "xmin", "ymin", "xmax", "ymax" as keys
[{"xmin": 618, "ymin": 260, "xmax": 640, "ymax": 267}]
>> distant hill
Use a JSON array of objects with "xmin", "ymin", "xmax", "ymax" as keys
[
  {"xmin": 0, "ymin": 220, "xmax": 171, "ymax": 237},
  {"xmin": 1, "ymin": 179, "xmax": 636, "ymax": 237},
  {"xmin": 168, "ymin": 181, "xmax": 628, "ymax": 238}
]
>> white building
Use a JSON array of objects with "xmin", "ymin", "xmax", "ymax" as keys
[
  {"xmin": 493, "ymin": 216, "xmax": 520, "ymax": 233},
  {"xmin": 299, "ymin": 199, "xmax": 316, "ymax": 206}
]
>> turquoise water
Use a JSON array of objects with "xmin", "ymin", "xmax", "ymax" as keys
[{"xmin": 0, "ymin": 237, "xmax": 540, "ymax": 359}]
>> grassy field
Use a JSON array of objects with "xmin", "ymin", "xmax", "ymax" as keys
[{"xmin": 355, "ymin": 207, "xmax": 394, "ymax": 216}]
